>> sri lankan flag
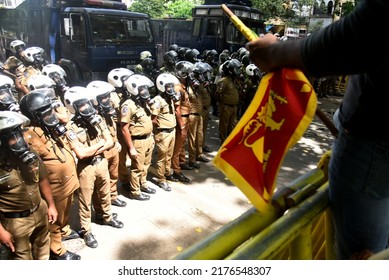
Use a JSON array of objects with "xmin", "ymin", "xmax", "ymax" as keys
[{"xmin": 213, "ymin": 68, "xmax": 317, "ymax": 213}]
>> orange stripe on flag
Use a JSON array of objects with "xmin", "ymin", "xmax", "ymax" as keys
[{"xmin": 213, "ymin": 68, "xmax": 317, "ymax": 213}]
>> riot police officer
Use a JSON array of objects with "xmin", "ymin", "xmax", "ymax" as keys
[
  {"xmin": 120, "ymin": 74, "xmax": 156, "ymax": 198},
  {"xmin": 63, "ymin": 86, "xmax": 124, "ymax": 249},
  {"xmin": 87, "ymin": 80, "xmax": 127, "ymax": 208},
  {"xmin": 215, "ymin": 59, "xmax": 241, "ymax": 143},
  {"xmin": 19, "ymin": 89, "xmax": 81, "ymax": 260},
  {"xmin": 0, "ymin": 111, "xmax": 57, "ymax": 260}
]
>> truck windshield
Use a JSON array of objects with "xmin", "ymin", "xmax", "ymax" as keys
[{"xmin": 90, "ymin": 15, "xmax": 154, "ymax": 45}]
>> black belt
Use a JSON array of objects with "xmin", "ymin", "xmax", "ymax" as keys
[
  {"xmin": 1, "ymin": 202, "xmax": 40, "ymax": 218},
  {"xmin": 190, "ymin": 113, "xmax": 200, "ymax": 116},
  {"xmin": 132, "ymin": 134, "xmax": 151, "ymax": 140},
  {"xmin": 223, "ymin": 103, "xmax": 236, "ymax": 107},
  {"xmin": 79, "ymin": 155, "xmax": 104, "ymax": 166},
  {"xmin": 181, "ymin": 114, "xmax": 189, "ymax": 117},
  {"xmin": 159, "ymin": 128, "xmax": 175, "ymax": 133}
]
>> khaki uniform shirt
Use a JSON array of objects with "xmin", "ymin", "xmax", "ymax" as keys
[
  {"xmin": 150, "ymin": 94, "xmax": 176, "ymax": 129},
  {"xmin": 120, "ymin": 99, "xmax": 153, "ymax": 137},
  {"xmin": 215, "ymin": 76, "xmax": 239, "ymax": 106},
  {"xmin": 65, "ymin": 118, "xmax": 109, "ymax": 158},
  {"xmin": 199, "ymin": 84, "xmax": 212, "ymax": 108},
  {"xmin": 177, "ymin": 84, "xmax": 192, "ymax": 116},
  {"xmin": 189, "ymin": 89, "xmax": 203, "ymax": 114},
  {"xmin": 24, "ymin": 126, "xmax": 79, "ymax": 201},
  {"xmin": 0, "ymin": 157, "xmax": 47, "ymax": 213},
  {"xmin": 103, "ymin": 115, "xmax": 119, "ymax": 160}
]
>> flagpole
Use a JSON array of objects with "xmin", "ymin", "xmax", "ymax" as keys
[{"xmin": 221, "ymin": 4, "xmax": 339, "ymax": 138}]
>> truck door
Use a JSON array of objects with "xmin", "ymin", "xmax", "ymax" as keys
[
  {"xmin": 193, "ymin": 17, "xmax": 223, "ymax": 53},
  {"xmin": 60, "ymin": 12, "xmax": 88, "ymax": 84}
]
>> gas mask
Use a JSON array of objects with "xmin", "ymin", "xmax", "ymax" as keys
[
  {"xmin": 188, "ymin": 73, "xmax": 200, "ymax": 89},
  {"xmin": 0, "ymin": 127, "xmax": 37, "ymax": 166},
  {"xmin": 164, "ymin": 83, "xmax": 180, "ymax": 102},
  {"xmin": 0, "ymin": 88, "xmax": 20, "ymax": 112},
  {"xmin": 74, "ymin": 98, "xmax": 102, "ymax": 126},
  {"xmin": 136, "ymin": 85, "xmax": 151, "ymax": 103},
  {"xmin": 47, "ymin": 71, "xmax": 67, "ymax": 90},
  {"xmin": 96, "ymin": 92, "xmax": 116, "ymax": 117},
  {"xmin": 37, "ymin": 106, "xmax": 67, "ymax": 136}
]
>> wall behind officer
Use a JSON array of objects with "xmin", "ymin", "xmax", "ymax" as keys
[
  {"xmin": 120, "ymin": 74, "xmax": 155, "ymax": 200},
  {"xmin": 0, "ymin": 111, "xmax": 57, "ymax": 260},
  {"xmin": 87, "ymin": 81, "xmax": 127, "ymax": 210},
  {"xmin": 151, "ymin": 73, "xmax": 181, "ymax": 188},
  {"xmin": 19, "ymin": 89, "xmax": 81, "ymax": 260},
  {"xmin": 63, "ymin": 86, "xmax": 124, "ymax": 249}
]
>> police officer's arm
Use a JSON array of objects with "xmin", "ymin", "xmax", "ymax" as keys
[
  {"xmin": 175, "ymin": 85, "xmax": 185, "ymax": 129},
  {"xmin": 214, "ymin": 80, "xmax": 226, "ymax": 101},
  {"xmin": 0, "ymin": 224, "xmax": 15, "ymax": 252},
  {"xmin": 39, "ymin": 176, "xmax": 58, "ymax": 224},
  {"xmin": 65, "ymin": 129, "xmax": 106, "ymax": 160},
  {"xmin": 96, "ymin": 126, "xmax": 114, "ymax": 154},
  {"xmin": 121, "ymin": 122, "xmax": 137, "ymax": 159}
]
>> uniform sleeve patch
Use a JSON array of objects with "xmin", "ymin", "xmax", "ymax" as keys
[
  {"xmin": 121, "ymin": 105, "xmax": 129, "ymax": 117},
  {"xmin": 68, "ymin": 130, "xmax": 77, "ymax": 140}
]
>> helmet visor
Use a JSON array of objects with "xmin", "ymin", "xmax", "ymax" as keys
[
  {"xmin": 0, "ymin": 89, "xmax": 17, "ymax": 105},
  {"xmin": 39, "ymin": 107, "xmax": 60, "ymax": 127},
  {"xmin": 138, "ymin": 85, "xmax": 150, "ymax": 101},
  {"xmin": 74, "ymin": 99, "xmax": 96, "ymax": 117},
  {"xmin": 4, "ymin": 129, "xmax": 29, "ymax": 154}
]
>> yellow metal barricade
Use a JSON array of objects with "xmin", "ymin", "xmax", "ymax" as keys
[{"xmin": 174, "ymin": 152, "xmax": 333, "ymax": 260}]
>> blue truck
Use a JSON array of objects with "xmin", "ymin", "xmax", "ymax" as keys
[
  {"xmin": 152, "ymin": 0, "xmax": 265, "ymax": 57},
  {"xmin": 0, "ymin": 0, "xmax": 156, "ymax": 85}
]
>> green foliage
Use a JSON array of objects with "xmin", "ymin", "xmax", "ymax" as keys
[
  {"xmin": 129, "ymin": 0, "xmax": 204, "ymax": 19},
  {"xmin": 129, "ymin": 0, "xmax": 165, "ymax": 18},
  {"xmin": 251, "ymin": 0, "xmax": 288, "ymax": 21}
]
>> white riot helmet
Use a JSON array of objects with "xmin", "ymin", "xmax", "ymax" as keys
[
  {"xmin": 27, "ymin": 74, "xmax": 56, "ymax": 91},
  {"xmin": 140, "ymin": 51, "xmax": 152, "ymax": 61},
  {"xmin": 124, "ymin": 74, "xmax": 153, "ymax": 101},
  {"xmin": 64, "ymin": 86, "xmax": 102, "ymax": 125},
  {"xmin": 22, "ymin": 46, "xmax": 45, "ymax": 63},
  {"xmin": 42, "ymin": 64, "xmax": 66, "ymax": 78},
  {"xmin": 10, "ymin": 40, "xmax": 26, "ymax": 54},
  {"xmin": 107, "ymin": 68, "xmax": 134, "ymax": 88},
  {"xmin": 42, "ymin": 64, "xmax": 68, "ymax": 90},
  {"xmin": 0, "ymin": 111, "xmax": 37, "ymax": 165},
  {"xmin": 0, "ymin": 75, "xmax": 14, "ymax": 88},
  {"xmin": 155, "ymin": 73, "xmax": 180, "ymax": 102},
  {"xmin": 245, "ymin": 64, "xmax": 258, "ymax": 76},
  {"xmin": 86, "ymin": 80, "xmax": 116, "ymax": 115}
]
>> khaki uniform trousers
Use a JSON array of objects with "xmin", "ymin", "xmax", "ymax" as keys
[
  {"xmin": 188, "ymin": 114, "xmax": 204, "ymax": 163},
  {"xmin": 1, "ymin": 201, "xmax": 50, "ymax": 260},
  {"xmin": 154, "ymin": 130, "xmax": 175, "ymax": 183},
  {"xmin": 219, "ymin": 103, "xmax": 238, "ymax": 143},
  {"xmin": 77, "ymin": 158, "xmax": 112, "ymax": 234},
  {"xmin": 129, "ymin": 136, "xmax": 154, "ymax": 197},
  {"xmin": 172, "ymin": 116, "xmax": 190, "ymax": 173},
  {"xmin": 92, "ymin": 149, "xmax": 119, "ymax": 216},
  {"xmin": 50, "ymin": 195, "xmax": 74, "ymax": 256}
]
